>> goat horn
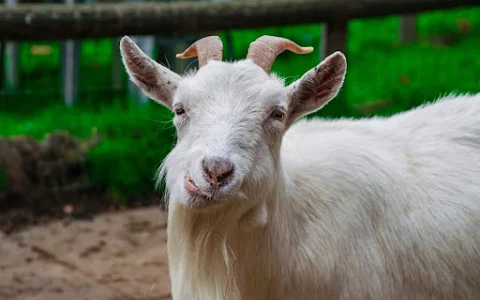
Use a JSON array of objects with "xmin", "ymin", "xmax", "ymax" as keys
[
  {"xmin": 246, "ymin": 35, "xmax": 314, "ymax": 73},
  {"xmin": 176, "ymin": 36, "xmax": 223, "ymax": 68}
]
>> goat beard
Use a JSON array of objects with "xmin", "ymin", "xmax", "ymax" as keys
[
  {"xmin": 167, "ymin": 200, "xmax": 243, "ymax": 300},
  {"xmin": 166, "ymin": 185, "xmax": 273, "ymax": 300}
]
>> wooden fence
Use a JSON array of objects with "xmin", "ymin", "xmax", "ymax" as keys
[
  {"xmin": 0, "ymin": 0, "xmax": 478, "ymax": 105},
  {"xmin": 0, "ymin": 0, "xmax": 478, "ymax": 55}
]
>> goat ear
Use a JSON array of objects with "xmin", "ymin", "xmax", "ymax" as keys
[
  {"xmin": 120, "ymin": 36, "xmax": 181, "ymax": 109},
  {"xmin": 286, "ymin": 51, "xmax": 347, "ymax": 126}
]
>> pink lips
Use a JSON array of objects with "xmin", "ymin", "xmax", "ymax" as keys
[{"xmin": 185, "ymin": 174, "xmax": 200, "ymax": 194}]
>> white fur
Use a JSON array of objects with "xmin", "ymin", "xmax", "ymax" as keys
[{"xmin": 120, "ymin": 36, "xmax": 480, "ymax": 300}]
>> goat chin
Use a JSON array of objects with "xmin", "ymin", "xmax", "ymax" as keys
[{"xmin": 166, "ymin": 93, "xmax": 480, "ymax": 300}]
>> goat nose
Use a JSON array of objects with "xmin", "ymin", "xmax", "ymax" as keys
[{"xmin": 202, "ymin": 157, "xmax": 234, "ymax": 188}]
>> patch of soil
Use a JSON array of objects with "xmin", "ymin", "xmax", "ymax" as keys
[{"xmin": 0, "ymin": 206, "xmax": 172, "ymax": 300}]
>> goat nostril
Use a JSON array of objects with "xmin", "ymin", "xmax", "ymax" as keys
[
  {"xmin": 202, "ymin": 157, "xmax": 234, "ymax": 187},
  {"xmin": 216, "ymin": 169, "xmax": 234, "ymax": 186}
]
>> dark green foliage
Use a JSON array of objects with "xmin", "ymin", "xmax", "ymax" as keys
[
  {"xmin": 0, "ymin": 101, "xmax": 175, "ymax": 202},
  {"xmin": 86, "ymin": 122, "xmax": 175, "ymax": 199}
]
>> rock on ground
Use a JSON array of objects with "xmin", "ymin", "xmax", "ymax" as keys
[{"xmin": 0, "ymin": 206, "xmax": 171, "ymax": 300}]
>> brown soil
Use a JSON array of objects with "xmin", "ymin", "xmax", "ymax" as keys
[
  {"xmin": 0, "ymin": 130, "xmax": 165, "ymax": 234},
  {"xmin": 0, "ymin": 206, "xmax": 171, "ymax": 300},
  {"xmin": 0, "ymin": 130, "xmax": 104, "ymax": 227}
]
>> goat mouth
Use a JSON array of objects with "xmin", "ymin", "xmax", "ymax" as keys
[
  {"xmin": 185, "ymin": 174, "xmax": 200, "ymax": 194},
  {"xmin": 184, "ymin": 173, "xmax": 235, "ymax": 209}
]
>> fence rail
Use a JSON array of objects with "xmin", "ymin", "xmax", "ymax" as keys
[{"xmin": 0, "ymin": 0, "xmax": 478, "ymax": 42}]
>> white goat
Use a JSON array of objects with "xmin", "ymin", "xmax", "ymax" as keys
[{"xmin": 120, "ymin": 35, "xmax": 480, "ymax": 300}]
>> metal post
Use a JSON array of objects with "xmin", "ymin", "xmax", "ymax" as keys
[
  {"xmin": 127, "ymin": 35, "xmax": 155, "ymax": 104},
  {"xmin": 319, "ymin": 21, "xmax": 350, "ymax": 117},
  {"xmin": 61, "ymin": 0, "xmax": 80, "ymax": 106},
  {"xmin": 211, "ymin": 0, "xmax": 234, "ymax": 61},
  {"xmin": 171, "ymin": 38, "xmax": 191, "ymax": 73},
  {"xmin": 224, "ymin": 31, "xmax": 234, "ymax": 61},
  {"xmin": 399, "ymin": 14, "xmax": 417, "ymax": 44},
  {"xmin": 0, "ymin": 42, "xmax": 5, "ymax": 90},
  {"xmin": 112, "ymin": 37, "xmax": 123, "ymax": 90},
  {"xmin": 5, "ymin": 0, "xmax": 19, "ymax": 91},
  {"xmin": 124, "ymin": 0, "xmax": 155, "ymax": 105},
  {"xmin": 320, "ymin": 21, "xmax": 348, "ymax": 60}
]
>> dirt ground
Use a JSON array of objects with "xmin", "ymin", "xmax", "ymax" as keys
[{"xmin": 0, "ymin": 206, "xmax": 172, "ymax": 300}]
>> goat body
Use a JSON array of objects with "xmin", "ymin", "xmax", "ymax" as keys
[
  {"xmin": 168, "ymin": 93, "xmax": 480, "ymax": 300},
  {"xmin": 120, "ymin": 35, "xmax": 480, "ymax": 299}
]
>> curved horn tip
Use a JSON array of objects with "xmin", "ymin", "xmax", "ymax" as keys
[
  {"xmin": 175, "ymin": 52, "xmax": 189, "ymax": 59},
  {"xmin": 175, "ymin": 35, "xmax": 223, "ymax": 60},
  {"xmin": 299, "ymin": 46, "xmax": 314, "ymax": 54},
  {"xmin": 175, "ymin": 46, "xmax": 196, "ymax": 59}
]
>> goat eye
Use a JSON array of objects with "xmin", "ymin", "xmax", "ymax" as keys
[
  {"xmin": 270, "ymin": 109, "xmax": 285, "ymax": 121},
  {"xmin": 174, "ymin": 106, "xmax": 185, "ymax": 116}
]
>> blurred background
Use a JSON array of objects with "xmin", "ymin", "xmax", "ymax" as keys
[{"xmin": 0, "ymin": 0, "xmax": 478, "ymax": 299}]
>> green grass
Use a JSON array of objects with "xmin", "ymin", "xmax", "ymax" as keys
[
  {"xmin": 1, "ymin": 6, "xmax": 479, "ymax": 202},
  {"xmin": 224, "ymin": 7, "xmax": 480, "ymax": 115},
  {"xmin": 0, "ymin": 101, "xmax": 175, "ymax": 199}
]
